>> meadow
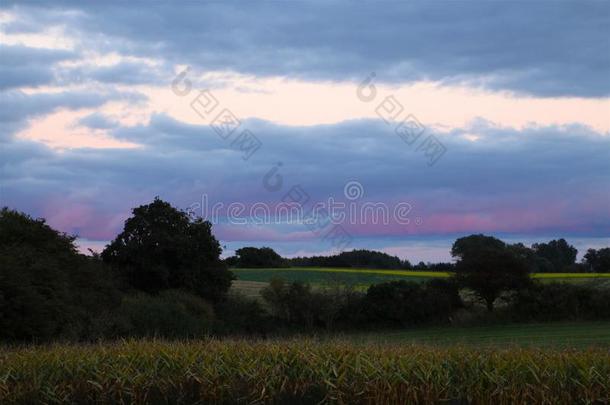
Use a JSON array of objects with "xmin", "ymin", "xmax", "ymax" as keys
[
  {"xmin": 2, "ymin": 337, "xmax": 609, "ymax": 404},
  {"xmin": 349, "ymin": 321, "xmax": 610, "ymax": 348},
  {"xmin": 231, "ymin": 267, "xmax": 610, "ymax": 288}
]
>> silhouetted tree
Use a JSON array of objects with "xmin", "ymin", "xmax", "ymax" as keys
[
  {"xmin": 288, "ymin": 249, "xmax": 406, "ymax": 269},
  {"xmin": 224, "ymin": 255, "xmax": 239, "ymax": 267},
  {"xmin": 234, "ymin": 246, "xmax": 287, "ymax": 268},
  {"xmin": 102, "ymin": 198, "xmax": 233, "ymax": 302},
  {"xmin": 452, "ymin": 234, "xmax": 531, "ymax": 311},
  {"xmin": 0, "ymin": 208, "xmax": 118, "ymax": 341},
  {"xmin": 532, "ymin": 239, "xmax": 577, "ymax": 272},
  {"xmin": 583, "ymin": 248, "xmax": 610, "ymax": 272}
]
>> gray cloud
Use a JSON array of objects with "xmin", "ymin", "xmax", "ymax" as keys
[
  {"xmin": 77, "ymin": 112, "xmax": 119, "ymax": 130},
  {"xmin": 2, "ymin": 115, "xmax": 609, "ymax": 240},
  {"xmin": 3, "ymin": 1, "xmax": 608, "ymax": 96},
  {"xmin": 0, "ymin": 45, "xmax": 75, "ymax": 90},
  {"xmin": 0, "ymin": 90, "xmax": 147, "ymax": 141}
]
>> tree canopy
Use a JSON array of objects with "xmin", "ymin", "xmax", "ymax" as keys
[
  {"xmin": 101, "ymin": 198, "xmax": 233, "ymax": 302},
  {"xmin": 231, "ymin": 246, "xmax": 287, "ymax": 268},
  {"xmin": 288, "ymin": 249, "xmax": 409, "ymax": 269},
  {"xmin": 0, "ymin": 208, "xmax": 118, "ymax": 341},
  {"xmin": 583, "ymin": 248, "xmax": 610, "ymax": 272},
  {"xmin": 452, "ymin": 234, "xmax": 531, "ymax": 311},
  {"xmin": 532, "ymin": 239, "xmax": 578, "ymax": 272}
]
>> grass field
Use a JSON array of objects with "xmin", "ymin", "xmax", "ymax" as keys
[
  {"xmin": 231, "ymin": 266, "xmax": 610, "ymax": 287},
  {"xmin": 2, "ymin": 335, "xmax": 608, "ymax": 404},
  {"xmin": 350, "ymin": 321, "xmax": 610, "ymax": 348}
]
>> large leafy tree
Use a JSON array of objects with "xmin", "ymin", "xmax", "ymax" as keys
[
  {"xmin": 532, "ymin": 239, "xmax": 577, "ymax": 272},
  {"xmin": 451, "ymin": 234, "xmax": 531, "ymax": 311},
  {"xmin": 583, "ymin": 248, "xmax": 610, "ymax": 273},
  {"xmin": 102, "ymin": 198, "xmax": 233, "ymax": 302}
]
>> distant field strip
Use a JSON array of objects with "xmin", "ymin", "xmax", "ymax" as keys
[
  {"xmin": 232, "ymin": 267, "xmax": 609, "ymax": 285},
  {"xmin": 350, "ymin": 321, "xmax": 610, "ymax": 348},
  {"xmin": 531, "ymin": 272, "xmax": 610, "ymax": 278},
  {"xmin": 285, "ymin": 267, "xmax": 452, "ymax": 277}
]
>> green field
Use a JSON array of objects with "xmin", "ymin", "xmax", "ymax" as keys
[
  {"xmin": 232, "ymin": 267, "xmax": 440, "ymax": 287},
  {"xmin": 232, "ymin": 266, "xmax": 610, "ymax": 287},
  {"xmin": 349, "ymin": 321, "xmax": 610, "ymax": 348}
]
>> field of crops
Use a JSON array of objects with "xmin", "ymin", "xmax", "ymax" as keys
[
  {"xmin": 232, "ymin": 267, "xmax": 610, "ymax": 287},
  {"xmin": 1, "ymin": 338, "xmax": 608, "ymax": 404}
]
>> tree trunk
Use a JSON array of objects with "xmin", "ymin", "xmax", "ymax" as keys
[{"xmin": 486, "ymin": 299, "xmax": 494, "ymax": 312}]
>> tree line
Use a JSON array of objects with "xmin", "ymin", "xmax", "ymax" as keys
[
  {"xmin": 1, "ymin": 199, "xmax": 608, "ymax": 342},
  {"xmin": 227, "ymin": 242, "xmax": 609, "ymax": 273}
]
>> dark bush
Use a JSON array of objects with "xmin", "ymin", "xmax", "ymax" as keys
[
  {"xmin": 584, "ymin": 248, "xmax": 610, "ymax": 272},
  {"xmin": 363, "ymin": 280, "xmax": 462, "ymax": 327},
  {"xmin": 261, "ymin": 278, "xmax": 362, "ymax": 330},
  {"xmin": 509, "ymin": 282, "xmax": 610, "ymax": 321},
  {"xmin": 213, "ymin": 293, "xmax": 271, "ymax": 335},
  {"xmin": 0, "ymin": 208, "xmax": 119, "ymax": 342},
  {"xmin": 99, "ymin": 290, "xmax": 214, "ymax": 339}
]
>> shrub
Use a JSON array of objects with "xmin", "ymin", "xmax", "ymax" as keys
[
  {"xmin": 261, "ymin": 278, "xmax": 361, "ymax": 330},
  {"xmin": 213, "ymin": 293, "xmax": 271, "ymax": 335},
  {"xmin": 509, "ymin": 282, "xmax": 610, "ymax": 321},
  {"xmin": 363, "ymin": 280, "xmax": 462, "ymax": 327},
  {"xmin": 0, "ymin": 208, "xmax": 119, "ymax": 342},
  {"xmin": 101, "ymin": 290, "xmax": 214, "ymax": 339}
]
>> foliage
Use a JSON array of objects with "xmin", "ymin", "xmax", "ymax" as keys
[
  {"xmin": 288, "ymin": 249, "xmax": 409, "ymax": 269},
  {"xmin": 3, "ymin": 204, "xmax": 610, "ymax": 343},
  {"xmin": 213, "ymin": 293, "xmax": 271, "ymax": 335},
  {"xmin": 452, "ymin": 234, "xmax": 531, "ymax": 311},
  {"xmin": 532, "ymin": 238, "xmax": 578, "ymax": 272},
  {"xmin": 261, "ymin": 278, "xmax": 361, "ymax": 330},
  {"xmin": 0, "ymin": 208, "xmax": 119, "ymax": 342},
  {"xmin": 101, "ymin": 198, "xmax": 233, "ymax": 302},
  {"xmin": 261, "ymin": 278, "xmax": 317, "ymax": 327},
  {"xmin": 411, "ymin": 261, "xmax": 455, "ymax": 272},
  {"xmin": 363, "ymin": 280, "xmax": 462, "ymax": 326},
  {"xmin": 232, "ymin": 246, "xmax": 287, "ymax": 268},
  {"xmin": 583, "ymin": 248, "xmax": 610, "ymax": 272},
  {"xmin": 104, "ymin": 290, "xmax": 214, "ymax": 338},
  {"xmin": 96, "ymin": 290, "xmax": 214, "ymax": 339},
  {"xmin": 1, "ymin": 339, "xmax": 608, "ymax": 404},
  {"xmin": 509, "ymin": 282, "xmax": 610, "ymax": 321}
]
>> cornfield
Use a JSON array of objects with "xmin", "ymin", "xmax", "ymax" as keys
[{"xmin": 1, "ymin": 339, "xmax": 608, "ymax": 404}]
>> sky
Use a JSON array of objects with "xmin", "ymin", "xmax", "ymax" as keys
[{"xmin": 1, "ymin": 1, "xmax": 609, "ymax": 262}]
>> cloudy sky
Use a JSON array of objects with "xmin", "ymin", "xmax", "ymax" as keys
[{"xmin": 1, "ymin": 1, "xmax": 609, "ymax": 262}]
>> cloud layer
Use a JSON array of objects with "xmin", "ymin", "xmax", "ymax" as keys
[{"xmin": 1, "ymin": 1, "xmax": 609, "ymax": 260}]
